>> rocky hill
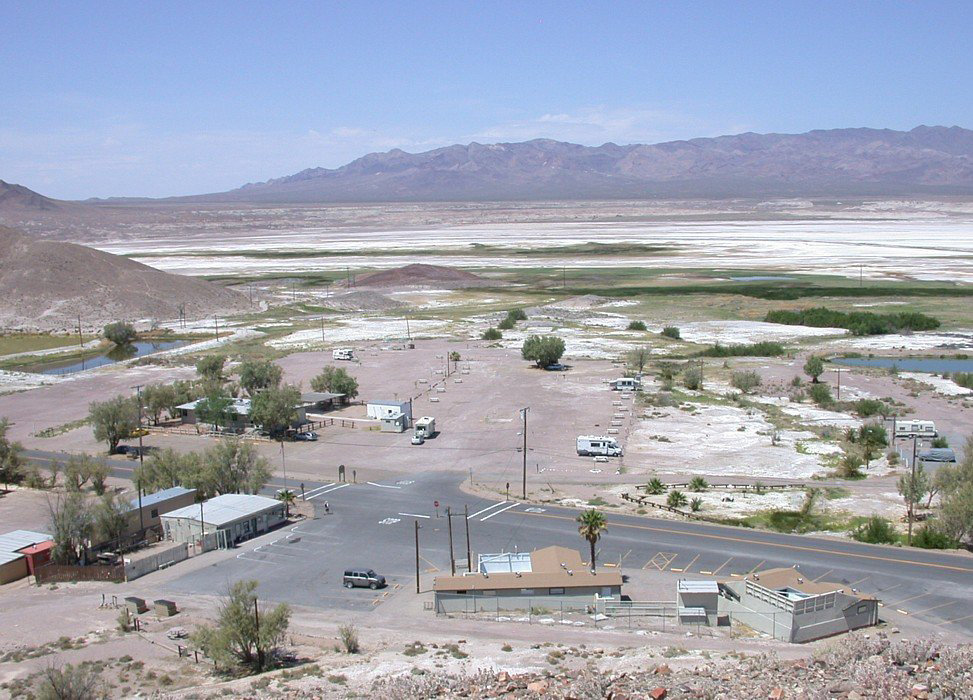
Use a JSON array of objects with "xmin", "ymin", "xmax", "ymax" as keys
[
  {"xmin": 183, "ymin": 126, "xmax": 973, "ymax": 202},
  {"xmin": 0, "ymin": 181, "xmax": 60, "ymax": 211},
  {"xmin": 355, "ymin": 264, "xmax": 491, "ymax": 289},
  {"xmin": 0, "ymin": 226, "xmax": 249, "ymax": 331}
]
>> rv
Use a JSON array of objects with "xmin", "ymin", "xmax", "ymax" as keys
[
  {"xmin": 894, "ymin": 420, "xmax": 937, "ymax": 439},
  {"xmin": 577, "ymin": 435, "xmax": 622, "ymax": 457},
  {"xmin": 611, "ymin": 377, "xmax": 641, "ymax": 392},
  {"xmin": 332, "ymin": 348, "xmax": 354, "ymax": 361},
  {"xmin": 414, "ymin": 416, "xmax": 436, "ymax": 438}
]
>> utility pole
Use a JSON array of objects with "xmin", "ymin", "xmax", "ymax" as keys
[
  {"xmin": 253, "ymin": 598, "xmax": 263, "ymax": 669},
  {"xmin": 406, "ymin": 317, "xmax": 411, "ymax": 342},
  {"xmin": 214, "ymin": 316, "xmax": 219, "ymax": 342},
  {"xmin": 860, "ymin": 264, "xmax": 863, "ymax": 288},
  {"xmin": 520, "ymin": 407, "xmax": 529, "ymax": 500},
  {"xmin": 908, "ymin": 436, "xmax": 918, "ymax": 545},
  {"xmin": 414, "ymin": 520, "xmax": 421, "ymax": 594},
  {"xmin": 280, "ymin": 441, "xmax": 287, "ymax": 492},
  {"xmin": 248, "ymin": 284, "xmax": 253, "ymax": 306},
  {"xmin": 320, "ymin": 316, "xmax": 325, "ymax": 343},
  {"xmin": 464, "ymin": 504, "xmax": 472, "ymax": 573},
  {"xmin": 836, "ymin": 368, "xmax": 841, "ymax": 401},
  {"xmin": 447, "ymin": 507, "xmax": 456, "ymax": 575},
  {"xmin": 132, "ymin": 384, "xmax": 146, "ymax": 532}
]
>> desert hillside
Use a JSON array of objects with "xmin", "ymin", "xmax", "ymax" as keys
[
  {"xmin": 356, "ymin": 263, "xmax": 491, "ymax": 289},
  {"xmin": 0, "ymin": 225, "xmax": 249, "ymax": 331}
]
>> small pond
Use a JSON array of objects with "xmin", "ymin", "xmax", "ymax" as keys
[
  {"xmin": 833, "ymin": 356, "xmax": 973, "ymax": 374},
  {"xmin": 36, "ymin": 340, "xmax": 187, "ymax": 375}
]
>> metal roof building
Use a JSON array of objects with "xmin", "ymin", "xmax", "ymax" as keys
[
  {"xmin": 0, "ymin": 530, "xmax": 53, "ymax": 584},
  {"xmin": 127, "ymin": 486, "xmax": 195, "ymax": 513},
  {"xmin": 160, "ymin": 494, "xmax": 285, "ymax": 547}
]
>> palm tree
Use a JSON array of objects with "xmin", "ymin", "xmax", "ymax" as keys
[
  {"xmin": 667, "ymin": 490, "xmax": 688, "ymax": 509},
  {"xmin": 689, "ymin": 476, "xmax": 708, "ymax": 492},
  {"xmin": 276, "ymin": 489, "xmax": 296, "ymax": 518},
  {"xmin": 577, "ymin": 508, "xmax": 608, "ymax": 572},
  {"xmin": 646, "ymin": 478, "xmax": 666, "ymax": 495}
]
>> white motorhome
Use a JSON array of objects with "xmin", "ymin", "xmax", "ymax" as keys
[
  {"xmin": 611, "ymin": 377, "xmax": 641, "ymax": 391},
  {"xmin": 577, "ymin": 435, "xmax": 622, "ymax": 457},
  {"xmin": 332, "ymin": 348, "xmax": 354, "ymax": 361},
  {"xmin": 894, "ymin": 420, "xmax": 937, "ymax": 439},
  {"xmin": 414, "ymin": 416, "xmax": 436, "ymax": 438}
]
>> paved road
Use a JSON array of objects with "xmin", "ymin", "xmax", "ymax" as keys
[{"xmin": 21, "ymin": 450, "xmax": 973, "ymax": 635}]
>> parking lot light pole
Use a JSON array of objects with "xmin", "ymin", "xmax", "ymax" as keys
[
  {"xmin": 414, "ymin": 520, "xmax": 421, "ymax": 594},
  {"xmin": 447, "ymin": 507, "xmax": 456, "ymax": 575}
]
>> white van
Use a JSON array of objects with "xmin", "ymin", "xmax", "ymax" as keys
[
  {"xmin": 332, "ymin": 348, "xmax": 354, "ymax": 361},
  {"xmin": 611, "ymin": 377, "xmax": 641, "ymax": 392},
  {"xmin": 577, "ymin": 435, "xmax": 623, "ymax": 457},
  {"xmin": 894, "ymin": 420, "xmax": 937, "ymax": 439}
]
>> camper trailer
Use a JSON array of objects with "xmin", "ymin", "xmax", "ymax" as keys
[
  {"xmin": 611, "ymin": 377, "xmax": 641, "ymax": 391},
  {"xmin": 577, "ymin": 435, "xmax": 622, "ymax": 457},
  {"xmin": 332, "ymin": 348, "xmax": 354, "ymax": 361},
  {"xmin": 894, "ymin": 420, "xmax": 937, "ymax": 439}
]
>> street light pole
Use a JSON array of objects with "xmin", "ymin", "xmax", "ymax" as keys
[
  {"xmin": 447, "ymin": 507, "xmax": 455, "ymax": 575},
  {"xmin": 414, "ymin": 520, "xmax": 421, "ymax": 594},
  {"xmin": 464, "ymin": 504, "xmax": 472, "ymax": 573},
  {"xmin": 520, "ymin": 407, "xmax": 529, "ymax": 500}
]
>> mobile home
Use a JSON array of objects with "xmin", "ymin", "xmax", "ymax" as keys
[
  {"xmin": 894, "ymin": 420, "xmax": 936, "ymax": 439},
  {"xmin": 610, "ymin": 377, "xmax": 641, "ymax": 391},
  {"xmin": 577, "ymin": 435, "xmax": 622, "ymax": 457}
]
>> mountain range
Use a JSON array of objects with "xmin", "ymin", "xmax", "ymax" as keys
[
  {"xmin": 186, "ymin": 125, "xmax": 973, "ymax": 202},
  {"xmin": 5, "ymin": 126, "xmax": 973, "ymax": 206}
]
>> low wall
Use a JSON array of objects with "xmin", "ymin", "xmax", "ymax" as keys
[
  {"xmin": 124, "ymin": 542, "xmax": 189, "ymax": 581},
  {"xmin": 34, "ymin": 563, "xmax": 125, "ymax": 585},
  {"xmin": 435, "ymin": 591, "xmax": 600, "ymax": 615}
]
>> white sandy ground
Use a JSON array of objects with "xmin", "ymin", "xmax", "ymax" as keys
[
  {"xmin": 836, "ymin": 330, "xmax": 973, "ymax": 351},
  {"xmin": 0, "ymin": 369, "xmax": 66, "ymax": 394},
  {"xmin": 750, "ymin": 395, "xmax": 863, "ymax": 429},
  {"xmin": 268, "ymin": 317, "xmax": 452, "ymax": 349},
  {"xmin": 900, "ymin": 371, "xmax": 973, "ymax": 397},
  {"xmin": 645, "ymin": 320, "xmax": 848, "ymax": 345},
  {"xmin": 155, "ymin": 328, "xmax": 264, "ymax": 356},
  {"xmin": 629, "ymin": 402, "xmax": 832, "ymax": 479},
  {"xmin": 104, "ymin": 215, "xmax": 973, "ymax": 283}
]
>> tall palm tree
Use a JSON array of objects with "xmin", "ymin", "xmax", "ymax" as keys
[{"xmin": 577, "ymin": 508, "xmax": 608, "ymax": 572}]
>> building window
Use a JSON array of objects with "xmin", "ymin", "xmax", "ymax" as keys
[
  {"xmin": 455, "ymin": 590, "xmax": 467, "ymax": 595},
  {"xmin": 549, "ymin": 587, "xmax": 565, "ymax": 596},
  {"xmin": 151, "ymin": 509, "xmax": 158, "ymax": 518},
  {"xmin": 857, "ymin": 604, "xmax": 869, "ymax": 614},
  {"xmin": 482, "ymin": 590, "xmax": 497, "ymax": 596},
  {"xmin": 520, "ymin": 589, "xmax": 535, "ymax": 595}
]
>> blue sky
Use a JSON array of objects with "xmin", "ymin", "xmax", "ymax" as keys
[{"xmin": 2, "ymin": 1, "xmax": 971, "ymax": 198}]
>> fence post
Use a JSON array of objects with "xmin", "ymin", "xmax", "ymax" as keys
[{"xmin": 496, "ymin": 598, "xmax": 500, "ymax": 622}]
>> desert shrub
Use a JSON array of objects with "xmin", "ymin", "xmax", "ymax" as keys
[
  {"xmin": 497, "ymin": 317, "xmax": 515, "ymax": 330},
  {"xmin": 731, "ymin": 370, "xmax": 762, "ymax": 394},
  {"xmin": 661, "ymin": 326, "xmax": 681, "ymax": 340},
  {"xmin": 521, "ymin": 335, "xmax": 565, "ymax": 367},
  {"xmin": 931, "ymin": 436, "xmax": 949, "ymax": 449},
  {"xmin": 809, "ymin": 382, "xmax": 833, "ymax": 406},
  {"xmin": 481, "ymin": 327, "xmax": 502, "ymax": 340},
  {"xmin": 626, "ymin": 320, "xmax": 647, "ymax": 331},
  {"xmin": 850, "ymin": 515, "xmax": 899, "ymax": 544},
  {"xmin": 854, "ymin": 399, "xmax": 888, "ymax": 418},
  {"xmin": 338, "ymin": 625, "xmax": 359, "ymax": 654},
  {"xmin": 951, "ymin": 372, "xmax": 973, "ymax": 389},
  {"xmin": 683, "ymin": 367, "xmax": 703, "ymax": 390},
  {"xmin": 689, "ymin": 497, "xmax": 703, "ymax": 512},
  {"xmin": 765, "ymin": 307, "xmax": 940, "ymax": 335},
  {"xmin": 506, "ymin": 308, "xmax": 527, "ymax": 322},
  {"xmin": 701, "ymin": 342, "xmax": 785, "ymax": 358},
  {"xmin": 911, "ymin": 525, "xmax": 958, "ymax": 550}
]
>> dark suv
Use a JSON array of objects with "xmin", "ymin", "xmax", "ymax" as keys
[{"xmin": 343, "ymin": 569, "xmax": 386, "ymax": 590}]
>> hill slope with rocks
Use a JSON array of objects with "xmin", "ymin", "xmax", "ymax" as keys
[
  {"xmin": 178, "ymin": 125, "xmax": 973, "ymax": 202},
  {"xmin": 0, "ymin": 226, "xmax": 249, "ymax": 331}
]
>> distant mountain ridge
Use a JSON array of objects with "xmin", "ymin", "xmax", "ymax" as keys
[
  {"xmin": 188, "ymin": 125, "xmax": 973, "ymax": 202},
  {"xmin": 0, "ymin": 180, "xmax": 60, "ymax": 211}
]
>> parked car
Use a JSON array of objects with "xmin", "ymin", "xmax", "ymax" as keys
[
  {"xmin": 343, "ymin": 569, "xmax": 386, "ymax": 590},
  {"xmin": 411, "ymin": 432, "xmax": 425, "ymax": 445},
  {"xmin": 294, "ymin": 431, "xmax": 318, "ymax": 442},
  {"xmin": 545, "ymin": 363, "xmax": 566, "ymax": 371}
]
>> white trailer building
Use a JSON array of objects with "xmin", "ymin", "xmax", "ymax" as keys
[{"xmin": 161, "ymin": 494, "xmax": 285, "ymax": 548}]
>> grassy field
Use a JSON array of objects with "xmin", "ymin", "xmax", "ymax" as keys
[{"xmin": 0, "ymin": 333, "xmax": 82, "ymax": 356}]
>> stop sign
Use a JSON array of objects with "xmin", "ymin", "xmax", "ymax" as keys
[{"xmin": 434, "ymin": 500, "xmax": 440, "ymax": 508}]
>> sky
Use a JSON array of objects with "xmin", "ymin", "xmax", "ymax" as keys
[{"xmin": 2, "ymin": 1, "xmax": 972, "ymax": 199}]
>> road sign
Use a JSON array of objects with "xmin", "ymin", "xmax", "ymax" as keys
[{"xmin": 434, "ymin": 500, "xmax": 439, "ymax": 508}]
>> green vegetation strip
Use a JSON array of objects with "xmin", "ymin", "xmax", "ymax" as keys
[
  {"xmin": 765, "ymin": 307, "xmax": 940, "ymax": 335},
  {"xmin": 559, "ymin": 282, "xmax": 973, "ymax": 301}
]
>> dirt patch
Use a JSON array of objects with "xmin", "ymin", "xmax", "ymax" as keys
[{"xmin": 355, "ymin": 264, "xmax": 491, "ymax": 289}]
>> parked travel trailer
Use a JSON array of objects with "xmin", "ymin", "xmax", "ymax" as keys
[
  {"xmin": 610, "ymin": 377, "xmax": 641, "ymax": 391},
  {"xmin": 577, "ymin": 435, "xmax": 622, "ymax": 457},
  {"xmin": 332, "ymin": 348, "xmax": 354, "ymax": 361},
  {"xmin": 894, "ymin": 420, "xmax": 937, "ymax": 439}
]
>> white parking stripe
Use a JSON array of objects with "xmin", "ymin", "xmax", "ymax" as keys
[
  {"xmin": 398, "ymin": 512, "xmax": 430, "ymax": 519},
  {"xmin": 468, "ymin": 501, "xmax": 508, "ymax": 519},
  {"xmin": 367, "ymin": 481, "xmax": 401, "ymax": 489},
  {"xmin": 307, "ymin": 483, "xmax": 349, "ymax": 500},
  {"xmin": 302, "ymin": 483, "xmax": 335, "ymax": 497},
  {"xmin": 480, "ymin": 502, "xmax": 519, "ymax": 521}
]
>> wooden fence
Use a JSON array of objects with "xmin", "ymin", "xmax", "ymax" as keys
[{"xmin": 35, "ymin": 562, "xmax": 125, "ymax": 585}]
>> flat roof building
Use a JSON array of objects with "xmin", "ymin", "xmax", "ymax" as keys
[
  {"xmin": 433, "ymin": 546, "xmax": 622, "ymax": 614},
  {"xmin": 160, "ymin": 494, "xmax": 285, "ymax": 548},
  {"xmin": 124, "ymin": 486, "xmax": 197, "ymax": 536}
]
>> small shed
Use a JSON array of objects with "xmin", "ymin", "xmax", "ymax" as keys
[
  {"xmin": 0, "ymin": 530, "xmax": 53, "ymax": 584},
  {"xmin": 301, "ymin": 391, "xmax": 346, "ymax": 412},
  {"xmin": 380, "ymin": 412, "xmax": 408, "ymax": 433},
  {"xmin": 677, "ymin": 580, "xmax": 719, "ymax": 623}
]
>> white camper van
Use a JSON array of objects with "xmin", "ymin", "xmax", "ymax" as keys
[
  {"xmin": 577, "ymin": 435, "xmax": 622, "ymax": 457},
  {"xmin": 894, "ymin": 420, "xmax": 937, "ymax": 439},
  {"xmin": 611, "ymin": 377, "xmax": 641, "ymax": 392},
  {"xmin": 332, "ymin": 348, "xmax": 354, "ymax": 361}
]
